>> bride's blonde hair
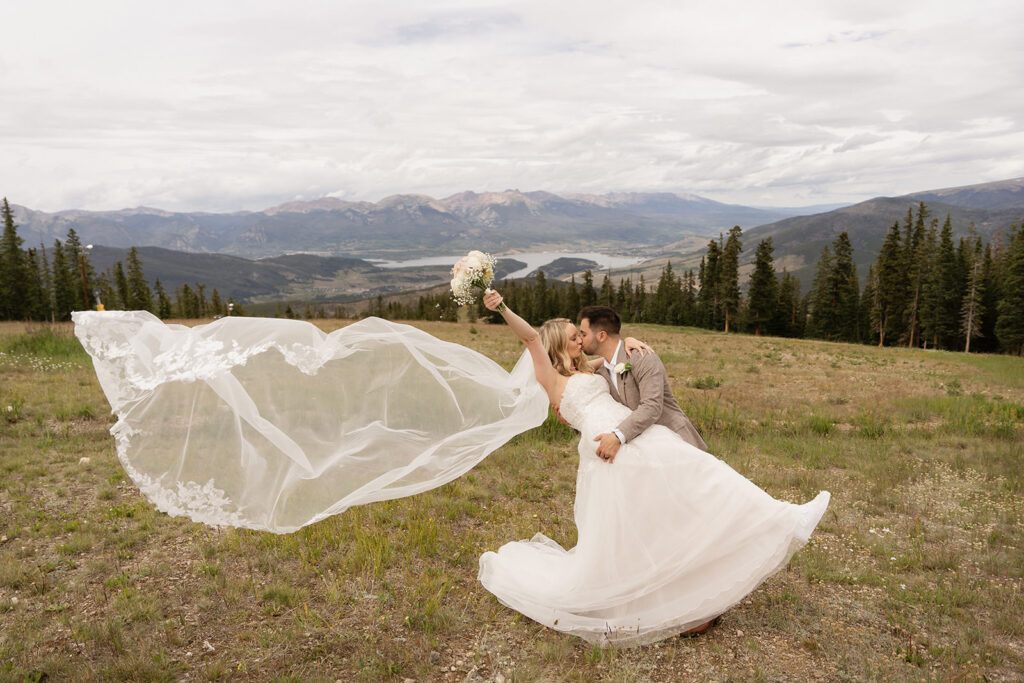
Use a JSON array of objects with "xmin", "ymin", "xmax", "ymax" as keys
[{"xmin": 539, "ymin": 318, "xmax": 593, "ymax": 378}]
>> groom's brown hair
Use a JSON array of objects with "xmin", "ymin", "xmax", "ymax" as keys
[{"xmin": 579, "ymin": 306, "xmax": 621, "ymax": 336}]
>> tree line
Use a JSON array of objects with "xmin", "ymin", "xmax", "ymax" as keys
[
  {"xmin": 0, "ymin": 198, "xmax": 244, "ymax": 321},
  {"xmin": 3, "ymin": 195, "xmax": 1022, "ymax": 354},
  {"xmin": 374, "ymin": 202, "xmax": 1024, "ymax": 355}
]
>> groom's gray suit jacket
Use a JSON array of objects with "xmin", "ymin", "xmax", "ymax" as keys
[{"xmin": 595, "ymin": 349, "xmax": 708, "ymax": 451}]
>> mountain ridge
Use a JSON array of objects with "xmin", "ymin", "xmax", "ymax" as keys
[
  {"xmin": 9, "ymin": 189, "xmax": 806, "ymax": 259},
  {"xmin": 9, "ymin": 177, "xmax": 1024, "ymax": 302}
]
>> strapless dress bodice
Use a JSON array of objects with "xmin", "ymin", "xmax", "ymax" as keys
[{"xmin": 558, "ymin": 372, "xmax": 631, "ymax": 436}]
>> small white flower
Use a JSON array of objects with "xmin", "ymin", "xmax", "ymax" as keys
[
  {"xmin": 900, "ymin": 583, "xmax": 907, "ymax": 590},
  {"xmin": 5, "ymin": 405, "xmax": 12, "ymax": 412},
  {"xmin": 78, "ymin": 457, "xmax": 91, "ymax": 465},
  {"xmin": 614, "ymin": 362, "xmax": 632, "ymax": 375}
]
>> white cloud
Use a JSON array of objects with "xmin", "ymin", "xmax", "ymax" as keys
[{"xmin": 1, "ymin": 0, "xmax": 1023, "ymax": 211}]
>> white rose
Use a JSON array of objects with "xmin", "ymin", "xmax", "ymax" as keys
[{"xmin": 614, "ymin": 363, "xmax": 626, "ymax": 374}]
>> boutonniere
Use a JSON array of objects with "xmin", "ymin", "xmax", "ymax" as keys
[{"xmin": 614, "ymin": 362, "xmax": 632, "ymax": 376}]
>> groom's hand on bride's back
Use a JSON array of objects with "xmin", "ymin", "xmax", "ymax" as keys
[{"xmin": 594, "ymin": 433, "xmax": 621, "ymax": 463}]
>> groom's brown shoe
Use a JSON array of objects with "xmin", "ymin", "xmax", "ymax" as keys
[{"xmin": 679, "ymin": 615, "xmax": 721, "ymax": 638}]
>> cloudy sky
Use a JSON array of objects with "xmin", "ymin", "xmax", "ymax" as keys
[{"xmin": 3, "ymin": 0, "xmax": 1023, "ymax": 212}]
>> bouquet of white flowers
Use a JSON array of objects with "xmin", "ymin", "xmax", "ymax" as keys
[{"xmin": 451, "ymin": 250, "xmax": 506, "ymax": 311}]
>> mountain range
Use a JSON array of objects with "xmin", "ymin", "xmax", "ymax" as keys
[
  {"xmin": 733, "ymin": 177, "xmax": 1024, "ymax": 286},
  {"xmin": 9, "ymin": 178, "xmax": 1024, "ymax": 303},
  {"xmin": 11, "ymin": 191, "xmax": 796, "ymax": 259}
]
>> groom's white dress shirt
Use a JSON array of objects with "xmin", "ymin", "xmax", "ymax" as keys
[{"xmin": 602, "ymin": 341, "xmax": 627, "ymax": 445}]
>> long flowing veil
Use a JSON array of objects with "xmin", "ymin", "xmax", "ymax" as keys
[{"xmin": 73, "ymin": 311, "xmax": 547, "ymax": 533}]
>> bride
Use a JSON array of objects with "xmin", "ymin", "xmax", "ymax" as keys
[{"xmin": 476, "ymin": 289, "xmax": 830, "ymax": 647}]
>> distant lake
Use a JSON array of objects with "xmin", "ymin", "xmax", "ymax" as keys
[{"xmin": 371, "ymin": 252, "xmax": 646, "ymax": 280}]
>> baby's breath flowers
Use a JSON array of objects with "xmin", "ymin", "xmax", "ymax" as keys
[{"xmin": 451, "ymin": 250, "xmax": 505, "ymax": 311}]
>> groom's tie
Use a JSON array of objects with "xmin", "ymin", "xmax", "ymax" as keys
[{"xmin": 604, "ymin": 340, "xmax": 623, "ymax": 393}]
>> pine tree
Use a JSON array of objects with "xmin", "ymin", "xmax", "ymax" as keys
[
  {"xmin": 775, "ymin": 270, "xmax": 801, "ymax": 337},
  {"xmin": 860, "ymin": 265, "xmax": 877, "ymax": 344},
  {"xmin": 39, "ymin": 242, "xmax": 54, "ymax": 321},
  {"xmin": 125, "ymin": 247, "xmax": 153, "ymax": 311},
  {"xmin": 114, "ymin": 261, "xmax": 130, "ymax": 309},
  {"xmin": 196, "ymin": 284, "xmax": 208, "ymax": 318},
  {"xmin": 0, "ymin": 198, "xmax": 27, "ymax": 320},
  {"xmin": 902, "ymin": 203, "xmax": 934, "ymax": 347},
  {"xmin": 63, "ymin": 228, "xmax": 94, "ymax": 310},
  {"xmin": 720, "ymin": 226, "xmax": 742, "ymax": 332},
  {"xmin": 176, "ymin": 284, "xmax": 198, "ymax": 318},
  {"xmin": 23, "ymin": 248, "xmax": 47, "ymax": 320},
  {"xmin": 154, "ymin": 279, "xmax": 173, "ymax": 319},
  {"xmin": 615, "ymin": 277, "xmax": 632, "ymax": 321},
  {"xmin": 679, "ymin": 270, "xmax": 697, "ymax": 326},
  {"xmin": 595, "ymin": 273, "xmax": 611, "ymax": 307},
  {"xmin": 580, "ymin": 270, "xmax": 597, "ymax": 308},
  {"xmin": 919, "ymin": 218, "xmax": 941, "ymax": 347},
  {"xmin": 652, "ymin": 262, "xmax": 679, "ymax": 324},
  {"xmin": 832, "ymin": 232, "xmax": 860, "ymax": 342},
  {"xmin": 871, "ymin": 221, "xmax": 905, "ymax": 346},
  {"xmin": 806, "ymin": 233, "xmax": 859, "ymax": 342},
  {"xmin": 960, "ymin": 229, "xmax": 985, "ymax": 353},
  {"xmin": 921, "ymin": 216, "xmax": 961, "ymax": 349},
  {"xmin": 51, "ymin": 239, "xmax": 76, "ymax": 321},
  {"xmin": 566, "ymin": 274, "xmax": 580, "ymax": 318},
  {"xmin": 699, "ymin": 240, "xmax": 723, "ymax": 328},
  {"xmin": 807, "ymin": 244, "xmax": 834, "ymax": 339},
  {"xmin": 977, "ymin": 242, "xmax": 1002, "ymax": 353},
  {"xmin": 633, "ymin": 276, "xmax": 647, "ymax": 322},
  {"xmin": 995, "ymin": 222, "xmax": 1024, "ymax": 355},
  {"xmin": 747, "ymin": 238, "xmax": 777, "ymax": 336},
  {"xmin": 210, "ymin": 288, "xmax": 224, "ymax": 317}
]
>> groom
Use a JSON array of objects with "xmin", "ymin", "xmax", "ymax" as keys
[{"xmin": 579, "ymin": 305, "xmax": 708, "ymax": 463}]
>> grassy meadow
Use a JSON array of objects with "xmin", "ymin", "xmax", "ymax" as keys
[{"xmin": 1, "ymin": 318, "xmax": 1022, "ymax": 682}]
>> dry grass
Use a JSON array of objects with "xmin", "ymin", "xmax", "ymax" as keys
[{"xmin": 1, "ymin": 319, "xmax": 1022, "ymax": 682}]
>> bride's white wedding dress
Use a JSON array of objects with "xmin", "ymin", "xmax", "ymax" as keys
[{"xmin": 478, "ymin": 372, "xmax": 830, "ymax": 647}]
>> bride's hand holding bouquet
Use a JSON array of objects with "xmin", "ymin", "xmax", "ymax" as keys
[{"xmin": 482, "ymin": 289, "xmax": 506, "ymax": 312}]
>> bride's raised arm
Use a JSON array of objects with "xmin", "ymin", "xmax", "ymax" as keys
[{"xmin": 483, "ymin": 289, "xmax": 560, "ymax": 402}]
